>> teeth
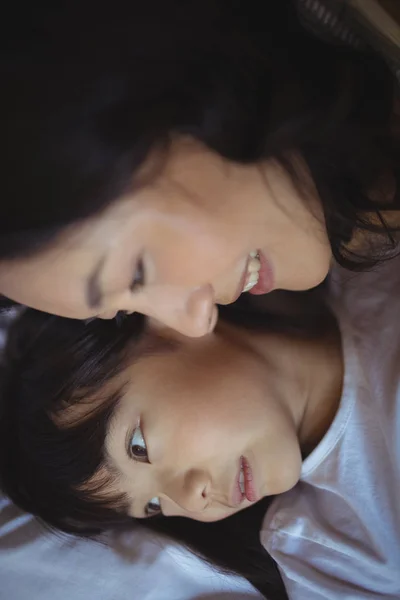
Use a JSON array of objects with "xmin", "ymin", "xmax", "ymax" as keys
[
  {"xmin": 239, "ymin": 466, "xmax": 245, "ymax": 494},
  {"xmin": 248, "ymin": 257, "xmax": 260, "ymax": 273},
  {"xmin": 243, "ymin": 272, "xmax": 259, "ymax": 292},
  {"xmin": 242, "ymin": 251, "xmax": 261, "ymax": 293}
]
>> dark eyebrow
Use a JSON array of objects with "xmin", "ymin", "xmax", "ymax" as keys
[{"xmin": 86, "ymin": 256, "xmax": 106, "ymax": 309}]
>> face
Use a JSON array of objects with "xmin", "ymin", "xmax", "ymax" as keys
[
  {"xmin": 0, "ymin": 139, "xmax": 331, "ymax": 337},
  {"xmin": 105, "ymin": 324, "xmax": 303, "ymax": 522}
]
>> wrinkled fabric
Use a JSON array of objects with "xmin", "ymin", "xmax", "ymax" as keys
[{"xmin": 261, "ymin": 254, "xmax": 400, "ymax": 599}]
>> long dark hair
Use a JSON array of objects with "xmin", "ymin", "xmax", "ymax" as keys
[
  {"xmin": 0, "ymin": 302, "xmax": 334, "ymax": 598},
  {"xmin": 1, "ymin": 0, "xmax": 399, "ymax": 267}
]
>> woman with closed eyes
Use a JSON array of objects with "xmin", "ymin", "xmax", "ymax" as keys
[{"xmin": 1, "ymin": 0, "xmax": 400, "ymax": 336}]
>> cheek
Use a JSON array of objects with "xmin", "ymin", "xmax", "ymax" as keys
[
  {"xmin": 147, "ymin": 215, "xmax": 245, "ymax": 286},
  {"xmin": 159, "ymin": 407, "xmax": 232, "ymax": 465},
  {"xmin": 155, "ymin": 380, "xmax": 267, "ymax": 464},
  {"xmin": 146, "ymin": 399, "xmax": 234, "ymax": 468}
]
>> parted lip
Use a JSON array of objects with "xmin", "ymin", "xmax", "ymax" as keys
[
  {"xmin": 231, "ymin": 455, "xmax": 260, "ymax": 507},
  {"xmin": 247, "ymin": 250, "xmax": 274, "ymax": 296}
]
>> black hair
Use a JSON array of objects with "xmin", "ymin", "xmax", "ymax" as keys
[
  {"xmin": 0, "ymin": 303, "xmax": 332, "ymax": 598},
  {"xmin": 1, "ymin": 0, "xmax": 399, "ymax": 270}
]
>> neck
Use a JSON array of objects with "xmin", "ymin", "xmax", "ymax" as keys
[{"xmin": 297, "ymin": 325, "xmax": 343, "ymax": 457}]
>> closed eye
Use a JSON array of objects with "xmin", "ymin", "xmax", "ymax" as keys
[{"xmin": 130, "ymin": 257, "xmax": 145, "ymax": 293}]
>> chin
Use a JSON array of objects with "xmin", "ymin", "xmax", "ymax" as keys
[
  {"xmin": 284, "ymin": 258, "xmax": 331, "ymax": 292},
  {"xmin": 264, "ymin": 463, "xmax": 302, "ymax": 497}
]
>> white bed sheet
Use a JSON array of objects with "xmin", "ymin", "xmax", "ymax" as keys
[{"xmin": 0, "ymin": 493, "xmax": 263, "ymax": 600}]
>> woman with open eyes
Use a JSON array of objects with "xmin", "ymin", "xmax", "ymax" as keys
[{"xmin": 2, "ymin": 249, "xmax": 400, "ymax": 599}]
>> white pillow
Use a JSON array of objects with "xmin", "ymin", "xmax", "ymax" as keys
[{"xmin": 0, "ymin": 494, "xmax": 262, "ymax": 600}]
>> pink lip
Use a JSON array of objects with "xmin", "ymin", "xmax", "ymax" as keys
[
  {"xmin": 248, "ymin": 250, "xmax": 274, "ymax": 296},
  {"xmin": 241, "ymin": 456, "xmax": 259, "ymax": 503},
  {"xmin": 231, "ymin": 459, "xmax": 245, "ymax": 506},
  {"xmin": 231, "ymin": 456, "xmax": 259, "ymax": 507}
]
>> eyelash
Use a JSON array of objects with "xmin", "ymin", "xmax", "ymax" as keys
[
  {"xmin": 129, "ymin": 423, "xmax": 150, "ymax": 463},
  {"xmin": 145, "ymin": 497, "xmax": 162, "ymax": 517},
  {"xmin": 130, "ymin": 257, "xmax": 145, "ymax": 292},
  {"xmin": 129, "ymin": 423, "xmax": 162, "ymax": 517}
]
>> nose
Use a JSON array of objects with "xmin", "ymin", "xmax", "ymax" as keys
[
  {"xmin": 148, "ymin": 284, "xmax": 218, "ymax": 338},
  {"xmin": 167, "ymin": 469, "xmax": 210, "ymax": 514}
]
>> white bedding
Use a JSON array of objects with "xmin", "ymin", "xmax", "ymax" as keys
[{"xmin": 0, "ymin": 493, "xmax": 262, "ymax": 600}]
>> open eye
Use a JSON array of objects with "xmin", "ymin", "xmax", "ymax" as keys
[
  {"xmin": 145, "ymin": 497, "xmax": 161, "ymax": 517},
  {"xmin": 129, "ymin": 424, "xmax": 149, "ymax": 463},
  {"xmin": 130, "ymin": 257, "xmax": 145, "ymax": 292}
]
